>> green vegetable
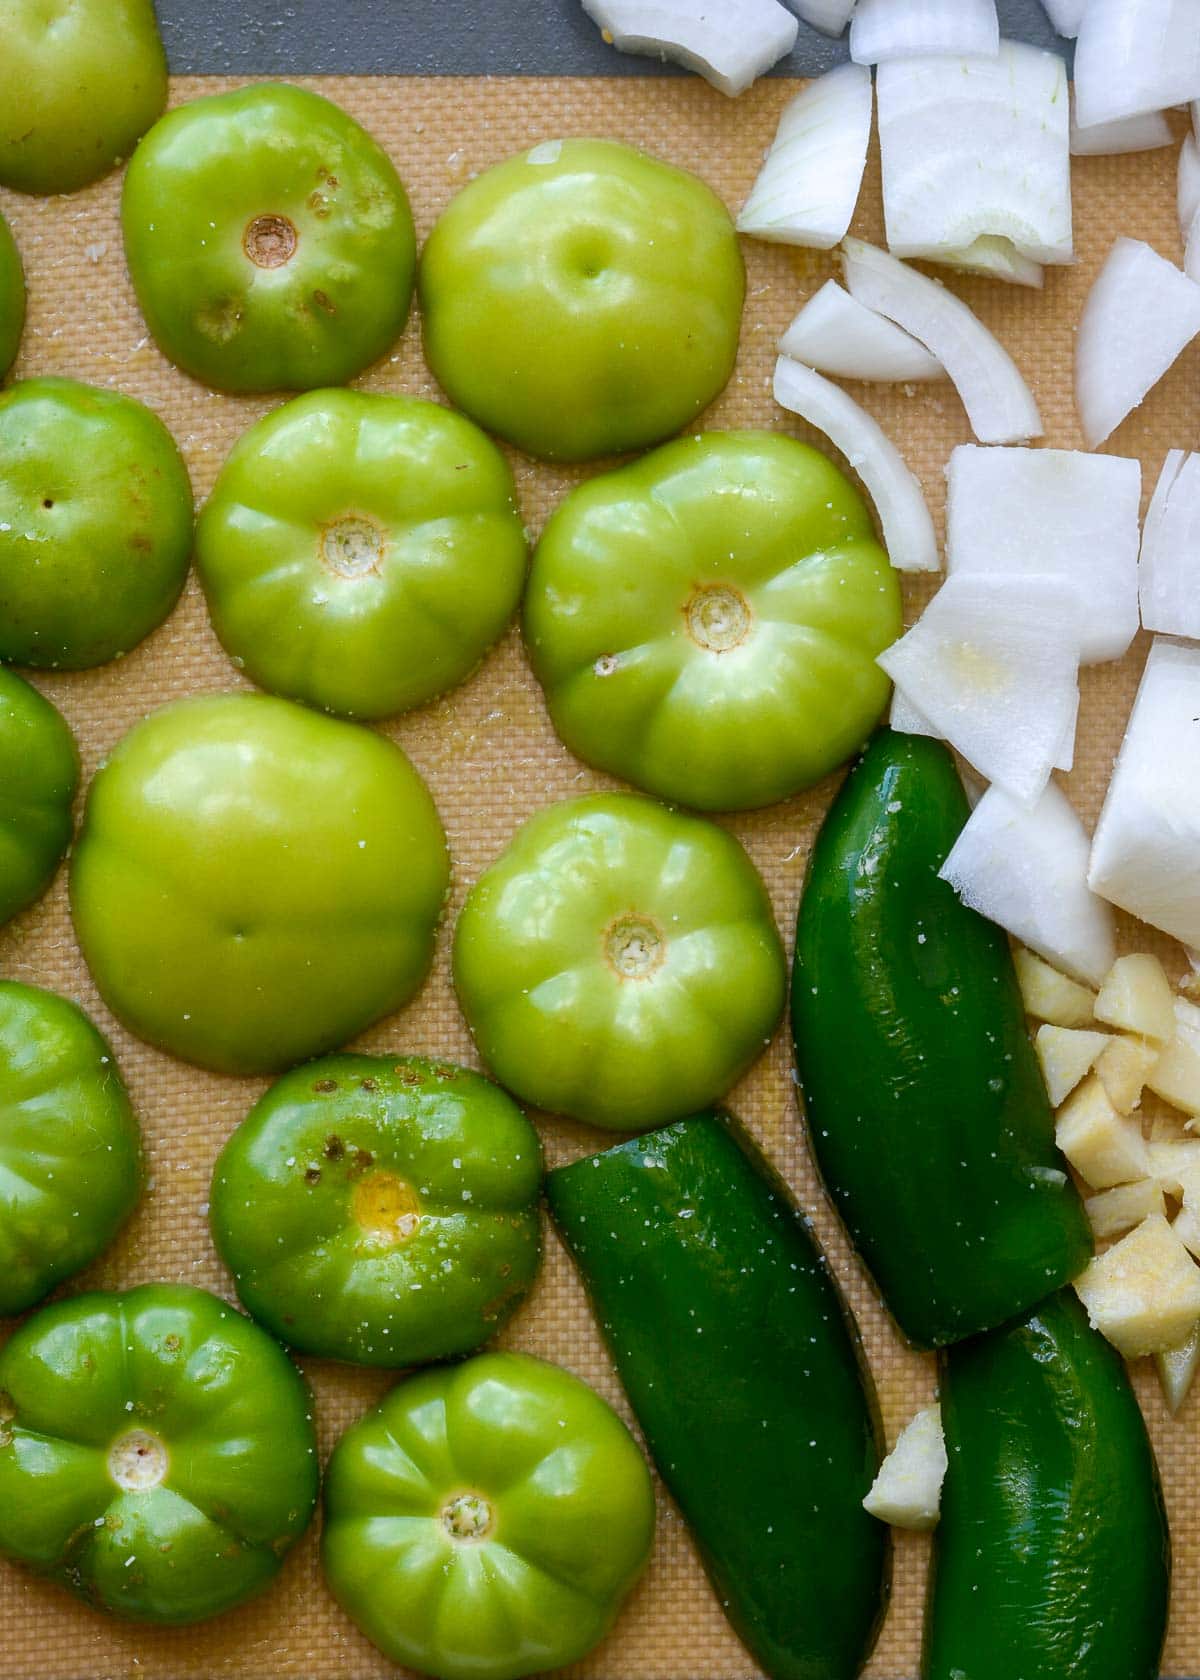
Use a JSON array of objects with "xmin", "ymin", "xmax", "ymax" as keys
[
  {"xmin": 210, "ymin": 1054, "xmax": 542, "ymax": 1367},
  {"xmin": 0, "ymin": 210, "xmax": 24, "ymax": 376},
  {"xmin": 926, "ymin": 1288, "xmax": 1169, "ymax": 1680},
  {"xmin": 453, "ymin": 792, "xmax": 785, "ymax": 1129},
  {"xmin": 196, "ymin": 390, "xmax": 527, "ymax": 718},
  {"xmin": 70, "ymin": 693, "xmax": 449, "ymax": 1076},
  {"xmin": 419, "ymin": 137, "xmax": 744, "ymax": 462},
  {"xmin": 322, "ymin": 1350, "xmax": 655, "ymax": 1680},
  {"xmin": 0, "ymin": 1284, "xmax": 318, "ymax": 1624},
  {"xmin": 792, "ymin": 730, "xmax": 1092, "ymax": 1348},
  {"xmin": 0, "ymin": 982, "xmax": 142, "ymax": 1316},
  {"xmin": 548, "ymin": 1111, "xmax": 889, "ymax": 1680},
  {"xmin": 0, "ymin": 378, "xmax": 193, "ymax": 669},
  {"xmin": 0, "ymin": 0, "xmax": 166, "ymax": 195},
  {"xmin": 0, "ymin": 668, "xmax": 78, "ymax": 927},
  {"xmin": 525, "ymin": 431, "xmax": 901, "ymax": 810},
  {"xmin": 122, "ymin": 83, "xmax": 416, "ymax": 393}
]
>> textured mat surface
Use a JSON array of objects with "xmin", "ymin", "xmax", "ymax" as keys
[{"xmin": 0, "ymin": 71, "xmax": 1197, "ymax": 1680}]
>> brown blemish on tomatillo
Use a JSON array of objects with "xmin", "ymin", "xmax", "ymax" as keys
[
  {"xmin": 243, "ymin": 213, "xmax": 298, "ymax": 269},
  {"xmin": 108, "ymin": 1429, "xmax": 168, "ymax": 1491},
  {"xmin": 442, "ymin": 1493, "xmax": 493, "ymax": 1541},
  {"xmin": 353, "ymin": 1170, "xmax": 421, "ymax": 1248},
  {"xmin": 605, "ymin": 914, "xmax": 666, "ymax": 980},
  {"xmin": 319, "ymin": 514, "xmax": 386, "ymax": 580},
  {"xmin": 685, "ymin": 584, "xmax": 752, "ymax": 653}
]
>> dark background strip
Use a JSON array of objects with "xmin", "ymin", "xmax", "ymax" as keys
[{"xmin": 158, "ymin": 0, "xmax": 1067, "ymax": 77}]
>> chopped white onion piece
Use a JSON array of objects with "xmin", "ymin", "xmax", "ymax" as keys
[
  {"xmin": 1070, "ymin": 106, "xmax": 1175, "ymax": 156},
  {"xmin": 792, "ymin": 0, "xmax": 856, "ymax": 35},
  {"xmin": 737, "ymin": 63, "xmax": 872, "ymax": 247},
  {"xmin": 940, "ymin": 781, "xmax": 1116, "ymax": 987},
  {"xmin": 1039, "ymin": 0, "xmax": 1085, "ymax": 36},
  {"xmin": 1186, "ymin": 214, "xmax": 1200, "ymax": 285},
  {"xmin": 1089, "ymin": 638, "xmax": 1200, "ymax": 948},
  {"xmin": 772, "ymin": 355, "xmax": 939, "ymax": 573},
  {"xmin": 929, "ymin": 236, "xmax": 1045, "ymax": 290},
  {"xmin": 1074, "ymin": 0, "xmax": 1200, "ymax": 130},
  {"xmin": 945, "ymin": 444, "xmax": 1142, "ymax": 664},
  {"xmin": 842, "ymin": 238, "xmax": 1043, "ymax": 443},
  {"xmin": 1074, "ymin": 238, "xmax": 1200, "ymax": 449},
  {"xmin": 876, "ymin": 573, "xmax": 1082, "ymax": 806},
  {"xmin": 579, "ymin": 0, "xmax": 798, "ymax": 95},
  {"xmin": 1140, "ymin": 451, "xmax": 1200, "ymax": 638},
  {"xmin": 889, "ymin": 684, "xmax": 940, "ymax": 737},
  {"xmin": 778, "ymin": 280, "xmax": 945, "ymax": 382},
  {"xmin": 876, "ymin": 45, "xmax": 1072, "ymax": 266},
  {"xmin": 1179, "ymin": 135, "xmax": 1200, "ymax": 239},
  {"xmin": 849, "ymin": 0, "xmax": 998, "ymax": 64}
]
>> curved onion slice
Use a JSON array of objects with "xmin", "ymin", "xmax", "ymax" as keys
[
  {"xmin": 737, "ymin": 63, "xmax": 872, "ymax": 247},
  {"xmin": 793, "ymin": 0, "xmax": 856, "ymax": 35},
  {"xmin": 773, "ymin": 355, "xmax": 939, "ymax": 572},
  {"xmin": 1039, "ymin": 0, "xmax": 1085, "ymax": 35},
  {"xmin": 1071, "ymin": 106, "xmax": 1174, "ymax": 156},
  {"xmin": 876, "ymin": 44, "xmax": 1072, "ymax": 265},
  {"xmin": 841, "ymin": 238, "xmax": 1043, "ymax": 443},
  {"xmin": 1074, "ymin": 0, "xmax": 1200, "ymax": 129},
  {"xmin": 928, "ymin": 236, "xmax": 1044, "ymax": 289},
  {"xmin": 778, "ymin": 280, "xmax": 945, "ymax": 381},
  {"xmin": 1140, "ymin": 451, "xmax": 1200, "ymax": 638},
  {"xmin": 580, "ymin": 0, "xmax": 798, "ymax": 95},
  {"xmin": 1075, "ymin": 238, "xmax": 1200, "ymax": 449},
  {"xmin": 1179, "ymin": 135, "xmax": 1200, "ymax": 240},
  {"xmin": 850, "ymin": 0, "xmax": 998, "ymax": 64}
]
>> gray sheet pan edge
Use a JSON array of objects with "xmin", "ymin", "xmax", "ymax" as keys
[{"xmin": 158, "ymin": 0, "xmax": 1068, "ymax": 77}]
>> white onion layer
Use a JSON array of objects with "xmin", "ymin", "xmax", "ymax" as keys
[
  {"xmin": 945, "ymin": 444, "xmax": 1142, "ymax": 665},
  {"xmin": 792, "ymin": 0, "xmax": 856, "ymax": 35},
  {"xmin": 841, "ymin": 238, "xmax": 1044, "ymax": 443},
  {"xmin": 1179, "ymin": 136, "xmax": 1200, "ymax": 240},
  {"xmin": 580, "ymin": 0, "xmax": 798, "ymax": 95},
  {"xmin": 1070, "ymin": 106, "xmax": 1174, "ymax": 156},
  {"xmin": 849, "ymin": 0, "xmax": 998, "ymax": 64},
  {"xmin": 924, "ymin": 236, "xmax": 1044, "ymax": 289},
  {"xmin": 1074, "ymin": 0, "xmax": 1200, "ymax": 129},
  {"xmin": 1074, "ymin": 238, "xmax": 1200, "ymax": 449},
  {"xmin": 876, "ymin": 44, "xmax": 1072, "ymax": 265},
  {"xmin": 772, "ymin": 356, "xmax": 939, "ymax": 573},
  {"xmin": 1039, "ymin": 0, "xmax": 1086, "ymax": 36},
  {"xmin": 778, "ymin": 280, "xmax": 945, "ymax": 382},
  {"xmin": 1140, "ymin": 451, "xmax": 1200, "ymax": 639},
  {"xmin": 737, "ymin": 63, "xmax": 872, "ymax": 247}
]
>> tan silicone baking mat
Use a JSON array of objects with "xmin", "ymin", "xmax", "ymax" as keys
[{"xmin": 1, "ymin": 70, "xmax": 1197, "ymax": 1680}]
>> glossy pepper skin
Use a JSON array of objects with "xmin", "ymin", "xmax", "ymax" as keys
[
  {"xmin": 525, "ymin": 431, "xmax": 901, "ymax": 810},
  {"xmin": 548, "ymin": 1111, "xmax": 889, "ymax": 1680},
  {"xmin": 419, "ymin": 137, "xmax": 744, "ymax": 462},
  {"xmin": 196, "ymin": 390, "xmax": 528, "ymax": 719},
  {"xmin": 0, "ymin": 378, "xmax": 194, "ymax": 670},
  {"xmin": 925, "ymin": 1289, "xmax": 1169, "ymax": 1680},
  {"xmin": 69, "ymin": 693, "xmax": 450, "ymax": 1076},
  {"xmin": 791, "ymin": 731, "xmax": 1091, "ymax": 1349},
  {"xmin": 210, "ymin": 1054, "xmax": 543, "ymax": 1367},
  {"xmin": 0, "ymin": 982, "xmax": 143, "ymax": 1316},
  {"xmin": 322, "ymin": 1350, "xmax": 655, "ymax": 1680},
  {"xmin": 0, "ymin": 1284, "xmax": 319, "ymax": 1624},
  {"xmin": 0, "ymin": 668, "xmax": 78, "ymax": 927},
  {"xmin": 0, "ymin": 210, "xmax": 24, "ymax": 376},
  {"xmin": 122, "ymin": 83, "xmax": 416, "ymax": 393},
  {"xmin": 0, "ymin": 0, "xmax": 166, "ymax": 195}
]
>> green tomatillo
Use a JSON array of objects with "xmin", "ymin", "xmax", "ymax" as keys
[
  {"xmin": 0, "ymin": 378, "xmax": 193, "ymax": 669},
  {"xmin": 210, "ymin": 1055, "xmax": 542, "ymax": 1367},
  {"xmin": 419, "ymin": 137, "xmax": 744, "ymax": 462},
  {"xmin": 0, "ymin": 1284, "xmax": 318, "ymax": 1623},
  {"xmin": 0, "ymin": 211, "xmax": 24, "ymax": 377},
  {"xmin": 0, "ymin": 0, "xmax": 167, "ymax": 195},
  {"xmin": 525, "ymin": 431, "xmax": 902, "ymax": 810},
  {"xmin": 0, "ymin": 982, "xmax": 142, "ymax": 1317},
  {"xmin": 122, "ymin": 83, "xmax": 417, "ymax": 393},
  {"xmin": 69, "ymin": 693, "xmax": 450, "ymax": 1076},
  {"xmin": 0, "ymin": 668, "xmax": 78, "ymax": 926},
  {"xmin": 322, "ymin": 1351, "xmax": 655, "ymax": 1680},
  {"xmin": 196, "ymin": 390, "xmax": 528, "ymax": 718},
  {"xmin": 453, "ymin": 792, "xmax": 785, "ymax": 1129}
]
